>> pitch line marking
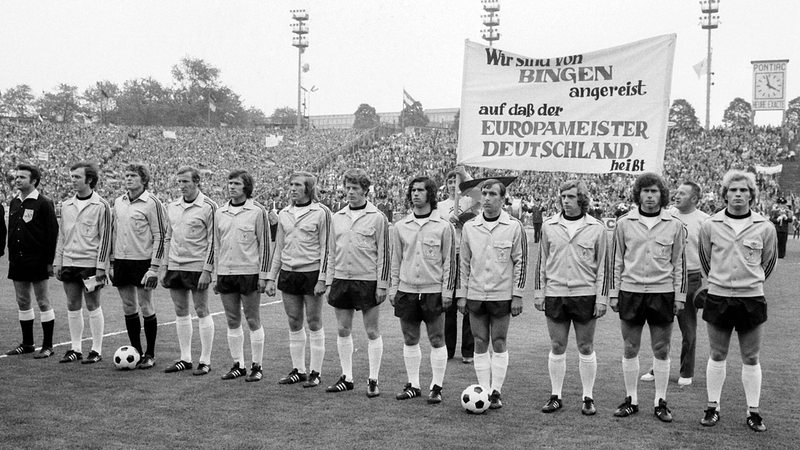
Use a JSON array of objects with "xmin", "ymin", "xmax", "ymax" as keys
[{"xmin": 0, "ymin": 299, "xmax": 283, "ymax": 360}]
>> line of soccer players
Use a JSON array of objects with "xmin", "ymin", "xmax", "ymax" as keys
[{"xmin": 1, "ymin": 162, "xmax": 775, "ymax": 432}]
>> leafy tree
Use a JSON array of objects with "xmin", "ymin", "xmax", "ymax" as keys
[
  {"xmin": 35, "ymin": 84, "xmax": 80, "ymax": 122},
  {"xmin": 353, "ymin": 103, "xmax": 379, "ymax": 129},
  {"xmin": 722, "ymin": 97, "xmax": 752, "ymax": 129},
  {"xmin": 784, "ymin": 96, "xmax": 800, "ymax": 136},
  {"xmin": 270, "ymin": 106, "xmax": 299, "ymax": 126},
  {"xmin": 0, "ymin": 84, "xmax": 35, "ymax": 117},
  {"xmin": 171, "ymin": 57, "xmax": 221, "ymax": 91},
  {"xmin": 81, "ymin": 81, "xmax": 119, "ymax": 124},
  {"xmin": 400, "ymin": 100, "xmax": 429, "ymax": 127},
  {"xmin": 669, "ymin": 99, "xmax": 700, "ymax": 131},
  {"xmin": 115, "ymin": 78, "xmax": 171, "ymax": 125}
]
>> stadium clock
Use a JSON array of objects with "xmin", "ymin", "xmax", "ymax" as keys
[{"xmin": 754, "ymin": 72, "xmax": 785, "ymax": 99}]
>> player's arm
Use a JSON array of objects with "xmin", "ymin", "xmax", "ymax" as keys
[
  {"xmin": 54, "ymin": 202, "xmax": 65, "ymax": 280},
  {"xmin": 510, "ymin": 222, "xmax": 527, "ymax": 317},
  {"xmin": 159, "ymin": 206, "xmax": 173, "ymax": 287},
  {"xmin": 608, "ymin": 222, "xmax": 625, "ymax": 312},
  {"xmin": 671, "ymin": 223, "xmax": 687, "ymax": 313},
  {"xmin": 761, "ymin": 223, "xmax": 778, "ymax": 280},
  {"xmin": 698, "ymin": 222, "xmax": 712, "ymax": 278},
  {"xmin": 388, "ymin": 224, "xmax": 401, "ymax": 306},
  {"xmin": 440, "ymin": 222, "xmax": 456, "ymax": 310},
  {"xmin": 593, "ymin": 225, "xmax": 608, "ymax": 318},
  {"xmin": 265, "ymin": 214, "xmax": 285, "ymax": 297},
  {"xmin": 533, "ymin": 223, "xmax": 549, "ymax": 311},
  {"xmin": 96, "ymin": 200, "xmax": 112, "ymax": 282},
  {"xmin": 44, "ymin": 198, "xmax": 59, "ymax": 275},
  {"xmin": 374, "ymin": 213, "xmax": 389, "ymax": 304},
  {"xmin": 314, "ymin": 205, "xmax": 332, "ymax": 296},
  {"xmin": 256, "ymin": 204, "xmax": 270, "ymax": 293},
  {"xmin": 148, "ymin": 197, "xmax": 168, "ymax": 270}
]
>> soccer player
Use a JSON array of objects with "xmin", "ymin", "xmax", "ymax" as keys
[
  {"xmin": 266, "ymin": 171, "xmax": 331, "ymax": 388},
  {"xmin": 641, "ymin": 181, "xmax": 709, "ymax": 387},
  {"xmin": 54, "ymin": 161, "xmax": 112, "ymax": 364},
  {"xmin": 5, "ymin": 164, "xmax": 59, "ymax": 358},
  {"xmin": 436, "ymin": 166, "xmax": 477, "ymax": 364},
  {"xmin": 214, "ymin": 170, "xmax": 270, "ymax": 382},
  {"xmin": 111, "ymin": 164, "xmax": 167, "ymax": 369},
  {"xmin": 698, "ymin": 170, "xmax": 777, "ymax": 432},
  {"xmin": 160, "ymin": 166, "xmax": 217, "ymax": 375},
  {"xmin": 607, "ymin": 172, "xmax": 687, "ymax": 422},
  {"xmin": 534, "ymin": 180, "xmax": 607, "ymax": 415},
  {"xmin": 325, "ymin": 168, "xmax": 389, "ymax": 398},
  {"xmin": 390, "ymin": 176, "xmax": 456, "ymax": 404},
  {"xmin": 457, "ymin": 178, "xmax": 527, "ymax": 410}
]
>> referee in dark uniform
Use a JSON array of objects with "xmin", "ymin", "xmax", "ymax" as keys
[{"xmin": 5, "ymin": 164, "xmax": 59, "ymax": 358}]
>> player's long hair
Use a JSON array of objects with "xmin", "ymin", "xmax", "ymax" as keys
[
  {"xmin": 15, "ymin": 163, "xmax": 41, "ymax": 188},
  {"xmin": 228, "ymin": 169, "xmax": 254, "ymax": 198},
  {"xmin": 124, "ymin": 163, "xmax": 151, "ymax": 190},
  {"xmin": 290, "ymin": 171, "xmax": 319, "ymax": 205},
  {"xmin": 720, "ymin": 170, "xmax": 758, "ymax": 206},
  {"xmin": 558, "ymin": 180, "xmax": 590, "ymax": 214},
  {"xmin": 632, "ymin": 172, "xmax": 669, "ymax": 208},
  {"xmin": 406, "ymin": 176, "xmax": 438, "ymax": 210},
  {"xmin": 70, "ymin": 161, "xmax": 100, "ymax": 189}
]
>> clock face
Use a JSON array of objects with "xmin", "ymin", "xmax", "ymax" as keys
[{"xmin": 755, "ymin": 73, "xmax": 784, "ymax": 99}]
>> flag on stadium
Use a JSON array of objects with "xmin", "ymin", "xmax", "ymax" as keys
[
  {"xmin": 403, "ymin": 89, "xmax": 417, "ymax": 108},
  {"xmin": 36, "ymin": 150, "xmax": 49, "ymax": 161},
  {"xmin": 101, "ymin": 88, "xmax": 109, "ymax": 99},
  {"xmin": 209, "ymin": 99, "xmax": 216, "ymax": 112},
  {"xmin": 265, "ymin": 134, "xmax": 283, "ymax": 148},
  {"xmin": 693, "ymin": 57, "xmax": 708, "ymax": 78},
  {"xmin": 163, "ymin": 130, "xmax": 177, "ymax": 140}
]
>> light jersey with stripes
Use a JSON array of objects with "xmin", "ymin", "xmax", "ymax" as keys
[
  {"xmin": 111, "ymin": 190, "xmax": 168, "ymax": 266},
  {"xmin": 326, "ymin": 200, "xmax": 390, "ymax": 288},
  {"xmin": 456, "ymin": 210, "xmax": 528, "ymax": 301},
  {"xmin": 389, "ymin": 211, "xmax": 457, "ymax": 297},
  {"xmin": 164, "ymin": 191, "xmax": 217, "ymax": 273},
  {"xmin": 214, "ymin": 199, "xmax": 271, "ymax": 278},
  {"xmin": 55, "ymin": 191, "xmax": 112, "ymax": 270},
  {"xmin": 605, "ymin": 208, "xmax": 687, "ymax": 303},
  {"xmin": 698, "ymin": 209, "xmax": 777, "ymax": 297},
  {"xmin": 267, "ymin": 201, "xmax": 332, "ymax": 283}
]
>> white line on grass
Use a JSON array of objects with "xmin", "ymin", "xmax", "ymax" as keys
[{"xmin": 0, "ymin": 299, "xmax": 283, "ymax": 359}]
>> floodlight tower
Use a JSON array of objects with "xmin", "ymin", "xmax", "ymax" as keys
[
  {"xmin": 481, "ymin": 0, "xmax": 500, "ymax": 47},
  {"xmin": 291, "ymin": 10, "xmax": 309, "ymax": 129},
  {"xmin": 699, "ymin": 0, "xmax": 720, "ymax": 130}
]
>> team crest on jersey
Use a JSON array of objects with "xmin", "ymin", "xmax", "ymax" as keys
[{"xmin": 23, "ymin": 209, "xmax": 34, "ymax": 223}]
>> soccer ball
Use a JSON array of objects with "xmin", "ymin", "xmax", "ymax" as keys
[
  {"xmin": 113, "ymin": 346, "xmax": 140, "ymax": 370},
  {"xmin": 461, "ymin": 384, "xmax": 490, "ymax": 414}
]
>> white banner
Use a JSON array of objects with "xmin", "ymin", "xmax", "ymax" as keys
[
  {"xmin": 457, "ymin": 34, "xmax": 676, "ymax": 174},
  {"xmin": 755, "ymin": 164, "xmax": 783, "ymax": 175},
  {"xmin": 163, "ymin": 130, "xmax": 177, "ymax": 140}
]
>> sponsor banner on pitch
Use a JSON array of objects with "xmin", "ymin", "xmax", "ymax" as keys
[{"xmin": 457, "ymin": 34, "xmax": 675, "ymax": 174}]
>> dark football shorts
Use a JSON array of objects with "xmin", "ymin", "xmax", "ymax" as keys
[
  {"xmin": 394, "ymin": 291, "xmax": 445, "ymax": 323},
  {"xmin": 216, "ymin": 274, "xmax": 260, "ymax": 295},
  {"xmin": 618, "ymin": 291, "xmax": 674, "ymax": 326},
  {"xmin": 111, "ymin": 260, "xmax": 151, "ymax": 287},
  {"xmin": 59, "ymin": 266, "xmax": 99, "ymax": 284},
  {"xmin": 703, "ymin": 294, "xmax": 767, "ymax": 332},
  {"xmin": 466, "ymin": 299, "xmax": 511, "ymax": 318},
  {"xmin": 278, "ymin": 270, "xmax": 319, "ymax": 296},
  {"xmin": 162, "ymin": 270, "xmax": 203, "ymax": 290},
  {"xmin": 327, "ymin": 279, "xmax": 379, "ymax": 311},
  {"xmin": 545, "ymin": 295, "xmax": 596, "ymax": 323},
  {"xmin": 9, "ymin": 262, "xmax": 50, "ymax": 282}
]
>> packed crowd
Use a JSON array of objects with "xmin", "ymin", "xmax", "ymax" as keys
[{"xmin": 0, "ymin": 119, "xmax": 793, "ymax": 218}]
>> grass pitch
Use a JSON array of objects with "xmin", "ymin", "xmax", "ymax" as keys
[{"xmin": 0, "ymin": 235, "xmax": 798, "ymax": 449}]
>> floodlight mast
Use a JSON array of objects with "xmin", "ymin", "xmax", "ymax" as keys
[{"xmin": 291, "ymin": 10, "xmax": 309, "ymax": 129}]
